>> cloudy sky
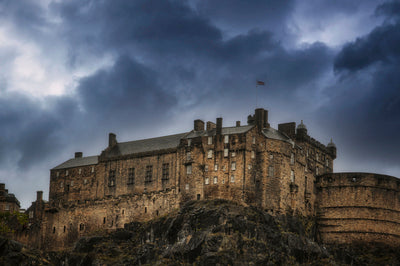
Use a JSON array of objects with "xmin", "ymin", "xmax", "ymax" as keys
[{"xmin": 0, "ymin": 0, "xmax": 399, "ymax": 208}]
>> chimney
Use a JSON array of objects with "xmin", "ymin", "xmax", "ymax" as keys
[
  {"xmin": 278, "ymin": 122, "xmax": 296, "ymax": 139},
  {"xmin": 216, "ymin": 117, "xmax": 222, "ymax": 135},
  {"xmin": 194, "ymin": 119, "xmax": 205, "ymax": 131},
  {"xmin": 75, "ymin": 152, "xmax": 83, "ymax": 158},
  {"xmin": 109, "ymin": 133, "xmax": 117, "ymax": 147},
  {"xmin": 0, "ymin": 183, "xmax": 4, "ymax": 192},
  {"xmin": 255, "ymin": 108, "xmax": 265, "ymax": 131},
  {"xmin": 236, "ymin": 121, "xmax": 241, "ymax": 127},
  {"xmin": 264, "ymin": 110, "xmax": 270, "ymax": 128},
  {"xmin": 206, "ymin": 121, "xmax": 216, "ymax": 131},
  {"xmin": 37, "ymin": 191, "xmax": 43, "ymax": 202}
]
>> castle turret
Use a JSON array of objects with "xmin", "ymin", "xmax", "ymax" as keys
[
  {"xmin": 296, "ymin": 120, "xmax": 308, "ymax": 141},
  {"xmin": 327, "ymin": 138, "xmax": 337, "ymax": 159}
]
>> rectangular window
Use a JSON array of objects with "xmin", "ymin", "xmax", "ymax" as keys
[
  {"xmin": 290, "ymin": 170, "xmax": 295, "ymax": 183},
  {"xmin": 91, "ymin": 166, "xmax": 95, "ymax": 173},
  {"xmin": 230, "ymin": 175, "xmax": 235, "ymax": 183},
  {"xmin": 214, "ymin": 164, "xmax": 218, "ymax": 171},
  {"xmin": 186, "ymin": 152, "xmax": 191, "ymax": 160},
  {"xmin": 213, "ymin": 176, "xmax": 218, "ymax": 184},
  {"xmin": 208, "ymin": 150, "xmax": 213, "ymax": 159},
  {"xmin": 29, "ymin": 211, "xmax": 34, "ymax": 219},
  {"xmin": 231, "ymin": 162, "xmax": 236, "ymax": 171},
  {"xmin": 316, "ymin": 153, "xmax": 319, "ymax": 161},
  {"xmin": 224, "ymin": 149, "xmax": 229, "ymax": 157},
  {"xmin": 290, "ymin": 153, "xmax": 295, "ymax": 164},
  {"xmin": 268, "ymin": 166, "xmax": 274, "ymax": 177},
  {"xmin": 128, "ymin": 168, "xmax": 135, "ymax": 184},
  {"xmin": 145, "ymin": 165, "xmax": 153, "ymax": 183},
  {"xmin": 222, "ymin": 165, "xmax": 226, "ymax": 172},
  {"xmin": 208, "ymin": 136, "xmax": 213, "ymax": 145},
  {"xmin": 60, "ymin": 181, "xmax": 63, "ymax": 188},
  {"xmin": 186, "ymin": 164, "xmax": 192, "ymax": 175},
  {"xmin": 56, "ymin": 172, "xmax": 59, "ymax": 177},
  {"xmin": 224, "ymin": 135, "xmax": 229, "ymax": 144},
  {"xmin": 109, "ymin": 170, "xmax": 116, "ymax": 187},
  {"xmin": 162, "ymin": 164, "xmax": 169, "ymax": 182},
  {"xmin": 205, "ymin": 177, "xmax": 209, "ymax": 185},
  {"xmin": 5, "ymin": 204, "xmax": 10, "ymax": 211},
  {"xmin": 205, "ymin": 165, "xmax": 209, "ymax": 172},
  {"xmin": 71, "ymin": 181, "xmax": 74, "ymax": 187},
  {"xmin": 84, "ymin": 179, "xmax": 87, "ymax": 184},
  {"xmin": 187, "ymin": 139, "xmax": 191, "ymax": 146},
  {"xmin": 78, "ymin": 168, "xmax": 82, "ymax": 174},
  {"xmin": 66, "ymin": 170, "xmax": 69, "ymax": 176},
  {"xmin": 325, "ymin": 159, "xmax": 329, "ymax": 167},
  {"xmin": 252, "ymin": 136, "xmax": 256, "ymax": 144},
  {"xmin": 316, "ymin": 167, "xmax": 319, "ymax": 175},
  {"xmin": 185, "ymin": 183, "xmax": 189, "ymax": 190},
  {"xmin": 231, "ymin": 152, "xmax": 236, "ymax": 157},
  {"xmin": 251, "ymin": 150, "xmax": 255, "ymax": 159}
]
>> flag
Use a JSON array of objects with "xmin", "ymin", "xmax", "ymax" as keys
[{"xmin": 257, "ymin": 80, "xmax": 265, "ymax": 86}]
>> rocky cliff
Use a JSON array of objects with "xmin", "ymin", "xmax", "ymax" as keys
[{"xmin": 2, "ymin": 200, "xmax": 400, "ymax": 265}]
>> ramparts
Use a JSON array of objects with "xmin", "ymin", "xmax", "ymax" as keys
[{"xmin": 316, "ymin": 172, "xmax": 400, "ymax": 246}]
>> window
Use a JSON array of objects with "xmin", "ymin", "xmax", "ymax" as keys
[
  {"xmin": 290, "ymin": 170, "xmax": 295, "ymax": 183},
  {"xmin": 222, "ymin": 165, "xmax": 226, "ymax": 172},
  {"xmin": 4, "ymin": 204, "xmax": 10, "ymax": 211},
  {"xmin": 186, "ymin": 164, "xmax": 192, "ymax": 175},
  {"xmin": 162, "ymin": 164, "xmax": 169, "ymax": 183},
  {"xmin": 71, "ymin": 181, "xmax": 74, "ymax": 187},
  {"xmin": 269, "ymin": 154, "xmax": 273, "ymax": 159},
  {"xmin": 91, "ymin": 166, "xmax": 95, "ymax": 173},
  {"xmin": 78, "ymin": 168, "xmax": 82, "ymax": 174},
  {"xmin": 326, "ymin": 159, "xmax": 329, "ymax": 167},
  {"xmin": 188, "ymin": 139, "xmax": 191, "ymax": 146},
  {"xmin": 109, "ymin": 170, "xmax": 116, "ymax": 187},
  {"xmin": 186, "ymin": 152, "xmax": 191, "ymax": 160},
  {"xmin": 248, "ymin": 165, "xmax": 252, "ymax": 170},
  {"xmin": 251, "ymin": 150, "xmax": 255, "ymax": 159},
  {"xmin": 128, "ymin": 168, "xmax": 135, "ymax": 184},
  {"xmin": 213, "ymin": 176, "xmax": 218, "ymax": 184},
  {"xmin": 29, "ymin": 211, "xmax": 33, "ymax": 219},
  {"xmin": 208, "ymin": 150, "xmax": 213, "ymax": 159},
  {"xmin": 185, "ymin": 183, "xmax": 189, "ymax": 190},
  {"xmin": 205, "ymin": 177, "xmax": 210, "ymax": 185},
  {"xmin": 145, "ymin": 165, "xmax": 153, "ymax": 183},
  {"xmin": 208, "ymin": 136, "xmax": 213, "ymax": 145},
  {"xmin": 231, "ymin": 162, "xmax": 236, "ymax": 171},
  {"xmin": 316, "ymin": 167, "xmax": 319, "ymax": 175},
  {"xmin": 79, "ymin": 223, "xmax": 85, "ymax": 231},
  {"xmin": 84, "ymin": 179, "xmax": 88, "ymax": 185},
  {"xmin": 231, "ymin": 152, "xmax": 236, "ymax": 157},
  {"xmin": 56, "ymin": 172, "xmax": 59, "ymax": 177},
  {"xmin": 205, "ymin": 165, "xmax": 209, "ymax": 172},
  {"xmin": 316, "ymin": 153, "xmax": 319, "ymax": 161},
  {"xmin": 66, "ymin": 170, "xmax": 69, "ymax": 176},
  {"xmin": 224, "ymin": 149, "xmax": 229, "ymax": 157},
  {"xmin": 252, "ymin": 136, "xmax": 256, "ymax": 144},
  {"xmin": 214, "ymin": 164, "xmax": 218, "ymax": 171},
  {"xmin": 60, "ymin": 182, "xmax": 63, "ymax": 188},
  {"xmin": 306, "ymin": 149, "xmax": 309, "ymax": 157},
  {"xmin": 224, "ymin": 135, "xmax": 229, "ymax": 144},
  {"xmin": 230, "ymin": 175, "xmax": 235, "ymax": 183},
  {"xmin": 268, "ymin": 166, "xmax": 274, "ymax": 177},
  {"xmin": 290, "ymin": 153, "xmax": 295, "ymax": 164}
]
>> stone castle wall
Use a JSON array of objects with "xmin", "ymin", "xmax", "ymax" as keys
[{"xmin": 316, "ymin": 172, "xmax": 400, "ymax": 245}]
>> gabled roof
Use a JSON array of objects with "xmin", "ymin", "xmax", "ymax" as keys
[
  {"xmin": 105, "ymin": 132, "xmax": 190, "ymax": 157},
  {"xmin": 185, "ymin": 125, "xmax": 254, "ymax": 138},
  {"xmin": 52, "ymin": 156, "xmax": 99, "ymax": 170},
  {"xmin": 262, "ymin": 127, "xmax": 291, "ymax": 142}
]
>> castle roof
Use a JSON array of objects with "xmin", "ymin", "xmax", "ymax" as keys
[
  {"xmin": 262, "ymin": 127, "xmax": 291, "ymax": 142},
  {"xmin": 52, "ymin": 155, "xmax": 99, "ymax": 170},
  {"xmin": 105, "ymin": 132, "xmax": 190, "ymax": 157},
  {"xmin": 185, "ymin": 125, "xmax": 254, "ymax": 138}
]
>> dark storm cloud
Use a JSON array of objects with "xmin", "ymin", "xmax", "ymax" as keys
[
  {"xmin": 77, "ymin": 55, "xmax": 177, "ymax": 126},
  {"xmin": 320, "ymin": 3, "xmax": 400, "ymax": 168},
  {"xmin": 0, "ymin": 94, "xmax": 78, "ymax": 169}
]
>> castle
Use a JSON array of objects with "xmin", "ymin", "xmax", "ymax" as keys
[{"xmin": 9, "ymin": 108, "xmax": 400, "ymax": 249}]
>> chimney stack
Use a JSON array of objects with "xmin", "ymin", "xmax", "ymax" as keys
[
  {"xmin": 75, "ymin": 152, "xmax": 83, "ymax": 158},
  {"xmin": 37, "ymin": 191, "xmax": 43, "ymax": 202},
  {"xmin": 216, "ymin": 117, "xmax": 222, "ymax": 135},
  {"xmin": 194, "ymin": 119, "xmax": 205, "ymax": 131},
  {"xmin": 206, "ymin": 121, "xmax": 216, "ymax": 131},
  {"xmin": 255, "ymin": 108, "xmax": 265, "ymax": 131},
  {"xmin": 236, "ymin": 121, "xmax": 241, "ymax": 127},
  {"xmin": 264, "ymin": 110, "xmax": 270, "ymax": 128},
  {"xmin": 109, "ymin": 133, "xmax": 117, "ymax": 147}
]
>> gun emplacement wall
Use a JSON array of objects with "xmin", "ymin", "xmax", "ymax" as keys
[{"xmin": 316, "ymin": 173, "xmax": 400, "ymax": 246}]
